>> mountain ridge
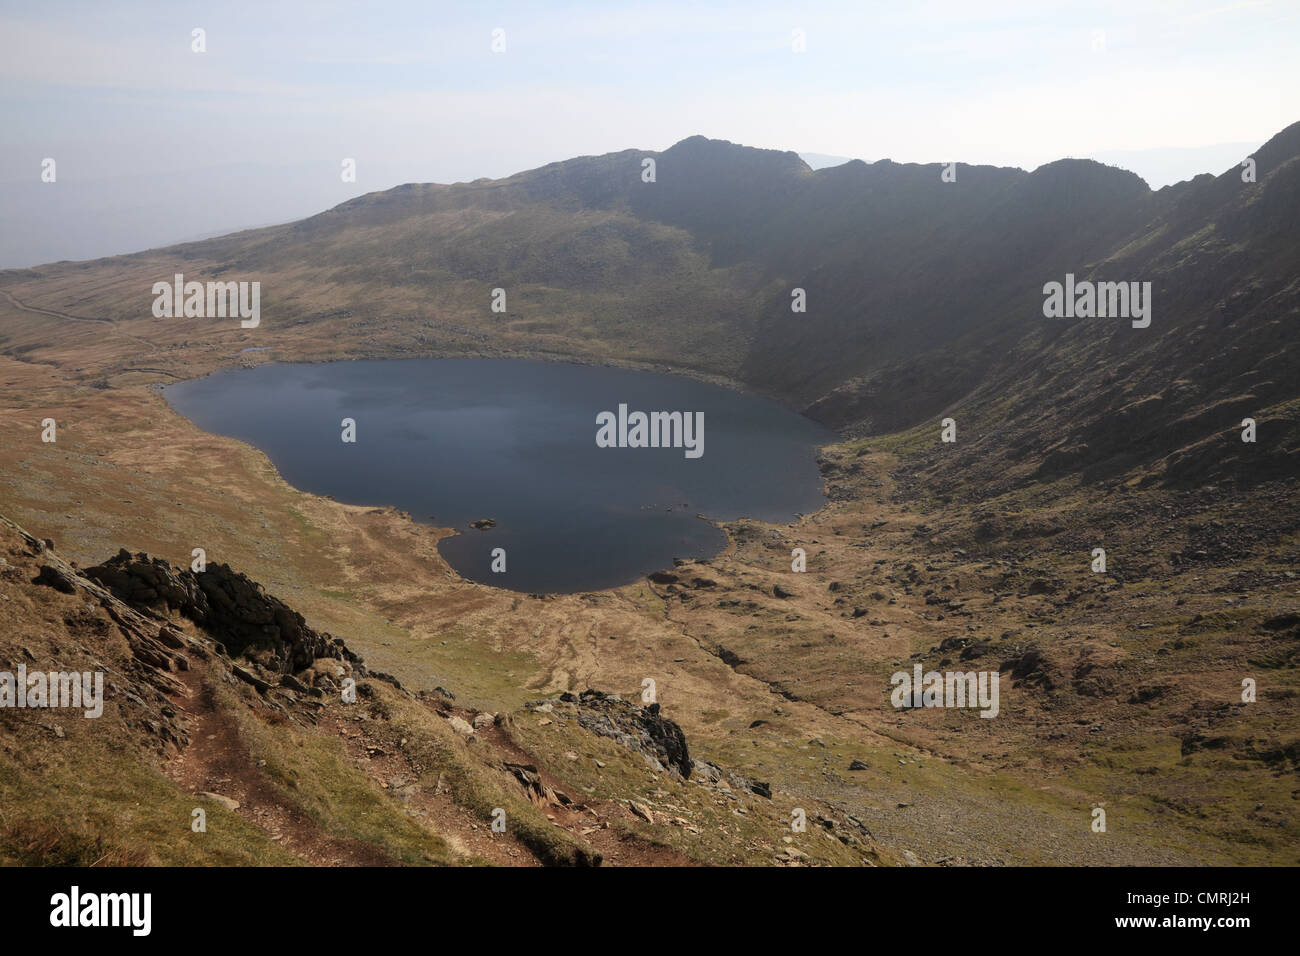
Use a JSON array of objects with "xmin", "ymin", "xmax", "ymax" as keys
[{"xmin": 3, "ymin": 125, "xmax": 1297, "ymax": 492}]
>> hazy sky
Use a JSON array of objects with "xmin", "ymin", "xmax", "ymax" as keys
[{"xmin": 1, "ymin": 0, "xmax": 1297, "ymax": 265}]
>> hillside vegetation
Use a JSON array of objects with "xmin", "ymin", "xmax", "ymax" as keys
[{"xmin": 1, "ymin": 126, "xmax": 1296, "ymax": 865}]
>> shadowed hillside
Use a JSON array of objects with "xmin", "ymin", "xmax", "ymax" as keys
[{"xmin": 4, "ymin": 126, "xmax": 1296, "ymax": 491}]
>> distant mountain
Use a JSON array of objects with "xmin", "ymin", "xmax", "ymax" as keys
[
  {"xmin": 802, "ymin": 143, "xmax": 1261, "ymax": 186},
  {"xmin": 799, "ymin": 152, "xmax": 862, "ymax": 169},
  {"xmin": 1088, "ymin": 141, "xmax": 1264, "ymax": 190},
  {"xmin": 5, "ymin": 125, "xmax": 1298, "ymax": 492}
]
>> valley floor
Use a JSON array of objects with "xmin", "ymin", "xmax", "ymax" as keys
[{"xmin": 0, "ymin": 288, "xmax": 1295, "ymax": 866}]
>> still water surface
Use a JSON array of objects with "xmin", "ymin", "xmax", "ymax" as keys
[{"xmin": 164, "ymin": 359, "xmax": 834, "ymax": 592}]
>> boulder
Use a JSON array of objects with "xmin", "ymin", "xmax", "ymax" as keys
[
  {"xmin": 199, "ymin": 792, "xmax": 240, "ymax": 812},
  {"xmin": 447, "ymin": 716, "xmax": 476, "ymax": 738}
]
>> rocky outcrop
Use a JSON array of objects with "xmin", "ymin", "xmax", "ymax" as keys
[
  {"xmin": 688, "ymin": 757, "xmax": 771, "ymax": 800},
  {"xmin": 13, "ymin": 517, "xmax": 378, "ymax": 757},
  {"xmin": 524, "ymin": 689, "xmax": 779, "ymax": 798},
  {"xmin": 8, "ymin": 518, "xmax": 191, "ymax": 755},
  {"xmin": 527, "ymin": 689, "xmax": 692, "ymax": 778},
  {"xmin": 84, "ymin": 549, "xmax": 353, "ymax": 674},
  {"xmin": 575, "ymin": 690, "xmax": 691, "ymax": 778}
]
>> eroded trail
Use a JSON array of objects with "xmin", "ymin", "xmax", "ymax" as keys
[
  {"xmin": 0, "ymin": 288, "xmax": 162, "ymax": 356},
  {"xmin": 165, "ymin": 668, "xmax": 394, "ymax": 866}
]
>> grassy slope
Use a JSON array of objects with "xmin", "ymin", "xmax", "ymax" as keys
[{"xmin": 0, "ymin": 130, "xmax": 1297, "ymax": 866}]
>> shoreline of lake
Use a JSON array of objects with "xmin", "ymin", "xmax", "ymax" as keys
[{"xmin": 163, "ymin": 358, "xmax": 837, "ymax": 593}]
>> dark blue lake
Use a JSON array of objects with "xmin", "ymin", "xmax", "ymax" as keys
[{"xmin": 164, "ymin": 358, "xmax": 835, "ymax": 593}]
